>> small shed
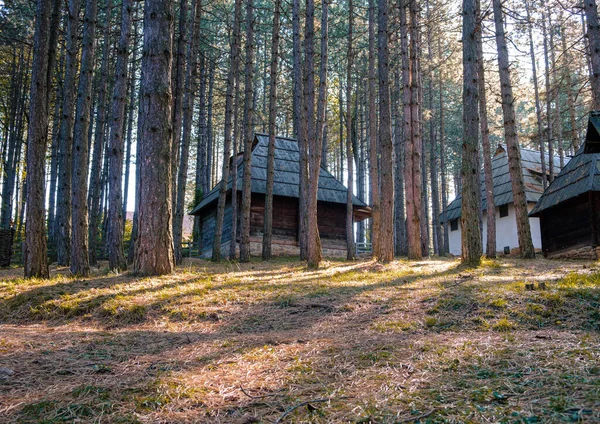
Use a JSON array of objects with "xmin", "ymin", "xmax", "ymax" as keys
[
  {"xmin": 190, "ymin": 133, "xmax": 371, "ymax": 258},
  {"xmin": 529, "ymin": 111, "xmax": 600, "ymax": 259}
]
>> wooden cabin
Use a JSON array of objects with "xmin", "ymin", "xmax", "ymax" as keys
[
  {"xmin": 190, "ymin": 134, "xmax": 371, "ymax": 258},
  {"xmin": 530, "ymin": 111, "xmax": 600, "ymax": 259},
  {"xmin": 441, "ymin": 145, "xmax": 564, "ymax": 256}
]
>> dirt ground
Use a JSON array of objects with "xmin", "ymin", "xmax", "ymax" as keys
[{"xmin": 0, "ymin": 256, "xmax": 598, "ymax": 423}]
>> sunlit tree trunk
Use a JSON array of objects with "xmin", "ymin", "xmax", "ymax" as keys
[
  {"xmin": 70, "ymin": 0, "xmax": 98, "ymax": 276},
  {"xmin": 585, "ymin": 0, "xmax": 600, "ymax": 109},
  {"xmin": 262, "ymin": 0, "xmax": 281, "ymax": 261},
  {"xmin": 24, "ymin": 0, "xmax": 54, "ymax": 278},
  {"xmin": 461, "ymin": 0, "xmax": 482, "ymax": 266},
  {"xmin": 492, "ymin": 0, "xmax": 535, "ymax": 259},
  {"xmin": 107, "ymin": 0, "xmax": 133, "ymax": 272},
  {"xmin": 134, "ymin": 0, "xmax": 175, "ymax": 275},
  {"xmin": 239, "ymin": 0, "xmax": 255, "ymax": 262},
  {"xmin": 368, "ymin": 0, "xmax": 380, "ymax": 259}
]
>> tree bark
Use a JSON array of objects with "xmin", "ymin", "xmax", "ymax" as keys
[
  {"xmin": 70, "ymin": 0, "xmax": 98, "ymax": 276},
  {"xmin": 107, "ymin": 0, "xmax": 132, "ymax": 272},
  {"xmin": 541, "ymin": 3, "xmax": 554, "ymax": 183},
  {"xmin": 171, "ymin": 0, "xmax": 188, "ymax": 212},
  {"xmin": 174, "ymin": 0, "xmax": 202, "ymax": 264},
  {"xmin": 133, "ymin": 0, "xmax": 175, "ymax": 275},
  {"xmin": 239, "ymin": 0, "xmax": 255, "ymax": 262},
  {"xmin": 378, "ymin": 0, "xmax": 394, "ymax": 262},
  {"xmin": 368, "ymin": 0, "xmax": 380, "ymax": 259},
  {"xmin": 262, "ymin": 0, "xmax": 281, "ymax": 261},
  {"xmin": 461, "ymin": 0, "xmax": 482, "ymax": 266},
  {"xmin": 585, "ymin": 0, "xmax": 600, "ymax": 109},
  {"xmin": 492, "ymin": 0, "xmax": 535, "ymax": 259},
  {"xmin": 89, "ymin": 0, "xmax": 113, "ymax": 266},
  {"xmin": 345, "ymin": 0, "xmax": 354, "ymax": 262},
  {"xmin": 24, "ymin": 0, "xmax": 54, "ymax": 278},
  {"xmin": 56, "ymin": 0, "xmax": 81, "ymax": 266},
  {"xmin": 476, "ymin": 7, "xmax": 496, "ymax": 259},
  {"xmin": 525, "ymin": 0, "xmax": 547, "ymax": 190}
]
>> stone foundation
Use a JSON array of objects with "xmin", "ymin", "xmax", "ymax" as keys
[
  {"xmin": 201, "ymin": 238, "xmax": 347, "ymax": 259},
  {"xmin": 547, "ymin": 244, "xmax": 600, "ymax": 260}
]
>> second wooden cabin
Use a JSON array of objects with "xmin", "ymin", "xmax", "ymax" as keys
[{"xmin": 190, "ymin": 134, "xmax": 372, "ymax": 258}]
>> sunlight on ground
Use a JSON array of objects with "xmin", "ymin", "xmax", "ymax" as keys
[{"xmin": 0, "ymin": 257, "xmax": 599, "ymax": 423}]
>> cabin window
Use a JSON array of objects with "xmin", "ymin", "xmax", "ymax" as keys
[
  {"xmin": 499, "ymin": 204, "xmax": 509, "ymax": 218},
  {"xmin": 450, "ymin": 219, "xmax": 459, "ymax": 231}
]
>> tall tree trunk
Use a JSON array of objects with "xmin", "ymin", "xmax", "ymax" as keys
[
  {"xmin": 300, "ymin": 0, "xmax": 314, "ymax": 264},
  {"xmin": 550, "ymin": 7, "xmax": 565, "ymax": 169},
  {"xmin": 262, "ymin": 0, "xmax": 281, "ymax": 261},
  {"xmin": 525, "ymin": 0, "xmax": 547, "ymax": 190},
  {"xmin": 378, "ymin": 0, "xmax": 394, "ymax": 262},
  {"xmin": 48, "ymin": 51, "xmax": 63, "ymax": 258},
  {"xmin": 89, "ymin": 0, "xmax": 113, "ymax": 266},
  {"xmin": 403, "ymin": 0, "xmax": 422, "ymax": 260},
  {"xmin": 107, "ymin": 0, "xmax": 132, "ymax": 272},
  {"xmin": 394, "ymin": 70, "xmax": 407, "ymax": 256},
  {"xmin": 461, "ymin": 0, "xmax": 482, "ymax": 266},
  {"xmin": 229, "ymin": 72, "xmax": 241, "ymax": 259},
  {"xmin": 239, "ymin": 0, "xmax": 255, "ymax": 262},
  {"xmin": 541, "ymin": 4, "xmax": 554, "ymax": 182},
  {"xmin": 24, "ymin": 0, "xmax": 54, "ymax": 278},
  {"xmin": 562, "ymin": 27, "xmax": 580, "ymax": 152},
  {"xmin": 122, "ymin": 17, "xmax": 139, "ymax": 224},
  {"xmin": 171, "ymin": 0, "xmax": 188, "ymax": 212},
  {"xmin": 492, "ymin": 0, "xmax": 535, "ymax": 259},
  {"xmin": 585, "ymin": 0, "xmax": 600, "ymax": 109},
  {"xmin": 70, "ymin": 0, "xmax": 98, "ymax": 276},
  {"xmin": 56, "ymin": 0, "xmax": 81, "ymax": 266},
  {"xmin": 368, "ymin": 0, "xmax": 380, "ymax": 259},
  {"xmin": 345, "ymin": 0, "xmax": 354, "ymax": 262},
  {"xmin": 134, "ymin": 0, "xmax": 175, "ymax": 275},
  {"xmin": 476, "ymin": 8, "xmax": 496, "ymax": 259},
  {"xmin": 306, "ymin": 0, "xmax": 328, "ymax": 267},
  {"xmin": 174, "ymin": 0, "xmax": 202, "ymax": 264}
]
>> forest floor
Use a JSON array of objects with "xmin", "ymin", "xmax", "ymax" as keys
[{"xmin": 0, "ymin": 256, "xmax": 599, "ymax": 423}]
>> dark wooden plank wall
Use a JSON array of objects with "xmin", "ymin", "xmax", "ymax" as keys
[{"xmin": 540, "ymin": 194, "xmax": 592, "ymax": 253}]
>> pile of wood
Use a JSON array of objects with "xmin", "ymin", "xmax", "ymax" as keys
[{"xmin": 0, "ymin": 228, "xmax": 14, "ymax": 267}]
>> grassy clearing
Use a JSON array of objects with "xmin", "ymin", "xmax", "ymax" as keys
[{"xmin": 0, "ymin": 256, "xmax": 599, "ymax": 423}]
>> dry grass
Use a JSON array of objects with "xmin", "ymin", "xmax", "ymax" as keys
[{"xmin": 0, "ymin": 256, "xmax": 599, "ymax": 423}]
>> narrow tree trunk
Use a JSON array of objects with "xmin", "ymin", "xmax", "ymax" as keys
[
  {"xmin": 492, "ymin": 0, "xmax": 535, "ymax": 259},
  {"xmin": 461, "ymin": 0, "xmax": 482, "ymax": 266},
  {"xmin": 525, "ymin": 0, "xmax": 547, "ymax": 190},
  {"xmin": 262, "ymin": 0, "xmax": 281, "ymax": 261},
  {"xmin": 541, "ymin": 4, "xmax": 554, "ymax": 182},
  {"xmin": 550, "ymin": 7, "xmax": 565, "ymax": 169},
  {"xmin": 378, "ymin": 0, "xmax": 394, "ymax": 262},
  {"xmin": 174, "ymin": 0, "xmax": 202, "ymax": 264},
  {"xmin": 394, "ymin": 70, "xmax": 407, "ymax": 256},
  {"xmin": 229, "ymin": 82, "xmax": 241, "ymax": 259},
  {"xmin": 107, "ymin": 0, "xmax": 132, "ymax": 272},
  {"xmin": 171, "ymin": 0, "xmax": 188, "ymax": 211},
  {"xmin": 561, "ymin": 27, "xmax": 580, "ymax": 152},
  {"xmin": 345, "ymin": 0, "xmax": 354, "ymax": 262},
  {"xmin": 239, "ymin": 0, "xmax": 255, "ymax": 262},
  {"xmin": 70, "ymin": 0, "xmax": 98, "ymax": 276},
  {"xmin": 403, "ymin": 0, "xmax": 422, "ymax": 260},
  {"xmin": 305, "ymin": 0, "xmax": 327, "ymax": 267},
  {"xmin": 585, "ymin": 0, "xmax": 600, "ymax": 109},
  {"xmin": 89, "ymin": 0, "xmax": 113, "ymax": 266},
  {"xmin": 24, "ymin": 0, "xmax": 54, "ymax": 278},
  {"xmin": 48, "ymin": 51, "xmax": 63, "ymax": 258},
  {"xmin": 56, "ymin": 0, "xmax": 81, "ymax": 266},
  {"xmin": 476, "ymin": 9, "xmax": 496, "ymax": 259},
  {"xmin": 134, "ymin": 0, "xmax": 175, "ymax": 275},
  {"xmin": 368, "ymin": 0, "xmax": 380, "ymax": 259}
]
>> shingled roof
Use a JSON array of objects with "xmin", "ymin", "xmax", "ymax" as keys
[
  {"xmin": 530, "ymin": 112, "xmax": 600, "ymax": 216},
  {"xmin": 441, "ymin": 147, "xmax": 564, "ymax": 223},
  {"xmin": 190, "ymin": 133, "xmax": 370, "ymax": 216}
]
